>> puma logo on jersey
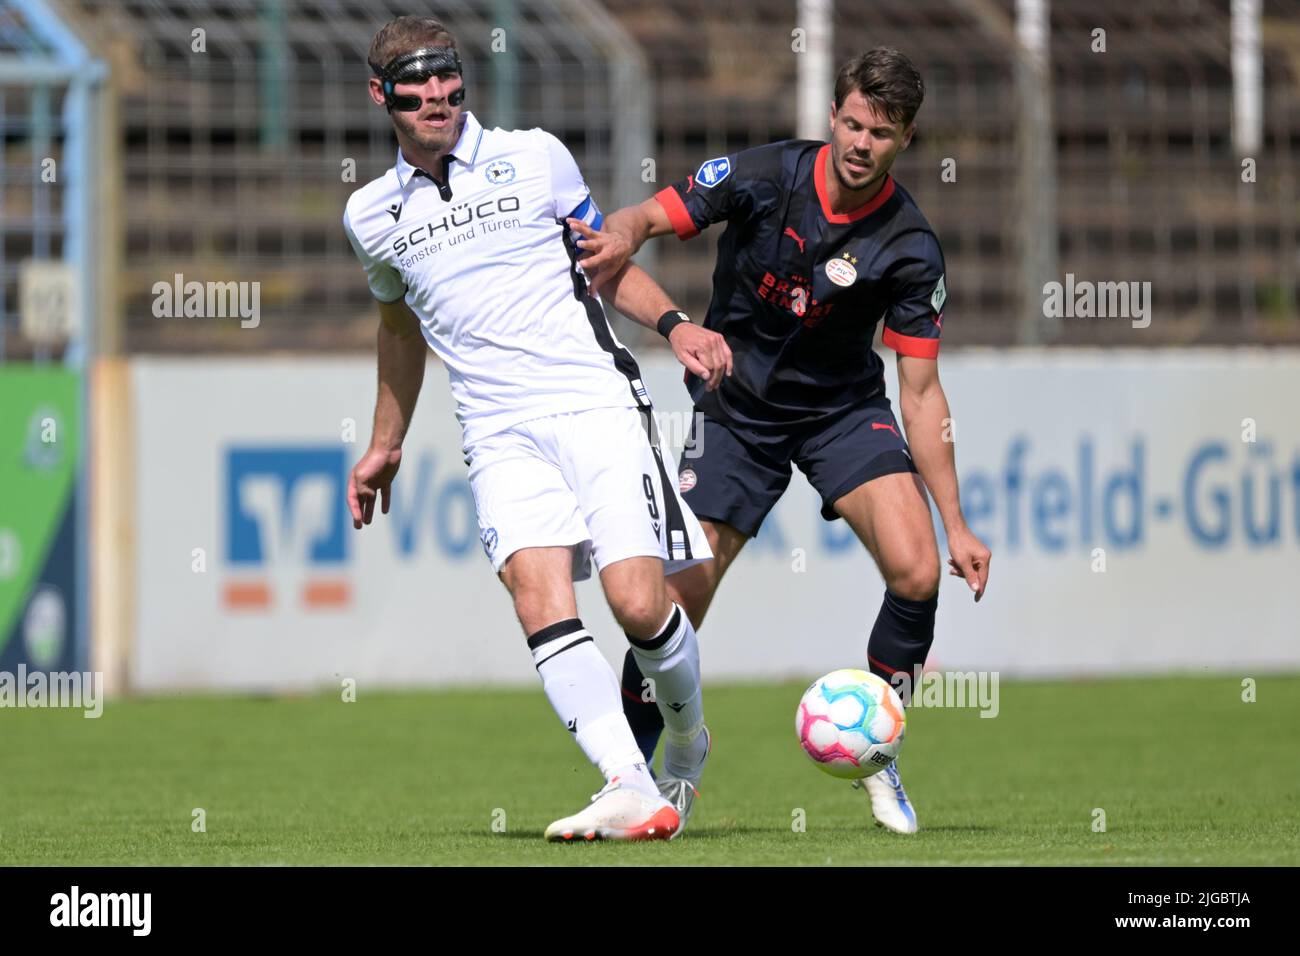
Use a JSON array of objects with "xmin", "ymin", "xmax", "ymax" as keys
[
  {"xmin": 872, "ymin": 422, "xmax": 900, "ymax": 438},
  {"xmin": 783, "ymin": 227, "xmax": 806, "ymax": 253}
]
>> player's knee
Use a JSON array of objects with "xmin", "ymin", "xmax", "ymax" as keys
[
  {"xmin": 610, "ymin": 590, "xmax": 671, "ymax": 641},
  {"xmin": 887, "ymin": 562, "xmax": 940, "ymax": 602}
]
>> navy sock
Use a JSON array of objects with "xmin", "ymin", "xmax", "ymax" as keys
[
  {"xmin": 620, "ymin": 648, "xmax": 665, "ymax": 765},
  {"xmin": 867, "ymin": 590, "xmax": 938, "ymax": 707}
]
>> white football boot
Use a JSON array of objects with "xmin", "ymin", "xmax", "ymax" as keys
[
  {"xmin": 544, "ymin": 778, "xmax": 680, "ymax": 843},
  {"xmin": 656, "ymin": 725, "xmax": 711, "ymax": 839},
  {"xmin": 852, "ymin": 760, "xmax": 918, "ymax": 834}
]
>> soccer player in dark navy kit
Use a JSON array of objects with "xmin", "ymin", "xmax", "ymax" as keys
[{"xmin": 571, "ymin": 48, "xmax": 991, "ymax": 834}]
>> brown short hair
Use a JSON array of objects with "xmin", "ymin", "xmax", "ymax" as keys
[
  {"xmin": 834, "ymin": 48, "xmax": 925, "ymax": 127},
  {"xmin": 367, "ymin": 15, "xmax": 457, "ymax": 72}
]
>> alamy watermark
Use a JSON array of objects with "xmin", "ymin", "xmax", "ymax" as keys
[
  {"xmin": 152, "ymin": 273, "xmax": 261, "ymax": 328},
  {"xmin": 50, "ymin": 886, "xmax": 150, "ymax": 936},
  {"xmin": 652, "ymin": 409, "xmax": 706, "ymax": 460},
  {"xmin": 889, "ymin": 666, "xmax": 1000, "ymax": 718},
  {"xmin": 1043, "ymin": 273, "xmax": 1151, "ymax": 329},
  {"xmin": 0, "ymin": 665, "xmax": 103, "ymax": 718}
]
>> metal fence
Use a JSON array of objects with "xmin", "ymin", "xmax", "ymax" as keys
[
  {"xmin": 50, "ymin": 0, "xmax": 649, "ymax": 353},
  {"xmin": 628, "ymin": 0, "xmax": 1300, "ymax": 347},
  {"xmin": 3, "ymin": 0, "xmax": 1298, "ymax": 356},
  {"xmin": 0, "ymin": 0, "xmax": 103, "ymax": 363}
]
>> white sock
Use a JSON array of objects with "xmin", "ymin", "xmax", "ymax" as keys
[
  {"xmin": 628, "ymin": 604, "xmax": 707, "ymax": 778},
  {"xmin": 529, "ymin": 618, "xmax": 658, "ymax": 797}
]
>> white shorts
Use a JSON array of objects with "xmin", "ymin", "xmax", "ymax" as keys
[{"xmin": 465, "ymin": 406, "xmax": 713, "ymax": 581}]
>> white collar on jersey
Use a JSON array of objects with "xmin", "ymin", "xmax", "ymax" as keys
[{"xmin": 394, "ymin": 110, "xmax": 486, "ymax": 191}]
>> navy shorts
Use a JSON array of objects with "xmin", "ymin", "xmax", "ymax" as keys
[{"xmin": 676, "ymin": 398, "xmax": 917, "ymax": 538}]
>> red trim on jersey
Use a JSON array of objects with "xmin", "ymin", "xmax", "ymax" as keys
[
  {"xmin": 814, "ymin": 145, "xmax": 896, "ymax": 223},
  {"xmin": 654, "ymin": 186, "xmax": 700, "ymax": 240},
  {"xmin": 883, "ymin": 327, "xmax": 940, "ymax": 359}
]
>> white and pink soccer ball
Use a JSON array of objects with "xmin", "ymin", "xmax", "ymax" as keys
[{"xmin": 796, "ymin": 669, "xmax": 906, "ymax": 779}]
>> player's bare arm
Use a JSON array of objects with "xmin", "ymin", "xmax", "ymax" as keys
[
  {"xmin": 590, "ymin": 259, "xmax": 733, "ymax": 390},
  {"xmin": 348, "ymin": 297, "xmax": 426, "ymax": 529},
  {"xmin": 895, "ymin": 353, "xmax": 990, "ymax": 601},
  {"xmin": 567, "ymin": 197, "xmax": 673, "ymax": 293}
]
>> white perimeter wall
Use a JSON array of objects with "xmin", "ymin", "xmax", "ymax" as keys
[{"xmin": 126, "ymin": 350, "xmax": 1300, "ymax": 692}]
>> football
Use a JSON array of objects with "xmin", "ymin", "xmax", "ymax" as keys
[{"xmin": 796, "ymin": 669, "xmax": 906, "ymax": 779}]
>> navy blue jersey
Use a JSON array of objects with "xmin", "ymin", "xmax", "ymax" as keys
[{"xmin": 655, "ymin": 140, "xmax": 947, "ymax": 429}]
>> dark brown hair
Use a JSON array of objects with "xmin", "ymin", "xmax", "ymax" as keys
[
  {"xmin": 367, "ymin": 15, "xmax": 457, "ymax": 71},
  {"xmin": 834, "ymin": 48, "xmax": 925, "ymax": 127}
]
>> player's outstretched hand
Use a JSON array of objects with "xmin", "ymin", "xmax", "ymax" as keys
[
  {"xmin": 348, "ymin": 446, "xmax": 403, "ymax": 529},
  {"xmin": 946, "ymin": 525, "xmax": 991, "ymax": 602},
  {"xmin": 566, "ymin": 218, "xmax": 632, "ymax": 295},
  {"xmin": 669, "ymin": 322, "xmax": 733, "ymax": 391}
]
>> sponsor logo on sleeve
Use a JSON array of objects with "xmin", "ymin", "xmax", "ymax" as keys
[
  {"xmin": 931, "ymin": 274, "xmax": 947, "ymax": 313},
  {"xmin": 695, "ymin": 157, "xmax": 732, "ymax": 188}
]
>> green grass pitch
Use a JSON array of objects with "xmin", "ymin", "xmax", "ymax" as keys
[{"xmin": 2, "ymin": 675, "xmax": 1297, "ymax": 866}]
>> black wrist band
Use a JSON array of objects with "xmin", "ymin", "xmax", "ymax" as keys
[{"xmin": 657, "ymin": 310, "xmax": 690, "ymax": 338}]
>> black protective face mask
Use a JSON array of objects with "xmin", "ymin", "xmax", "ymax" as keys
[{"xmin": 370, "ymin": 47, "xmax": 465, "ymax": 112}]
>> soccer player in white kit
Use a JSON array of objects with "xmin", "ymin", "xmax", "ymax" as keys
[{"xmin": 342, "ymin": 16, "xmax": 730, "ymax": 841}]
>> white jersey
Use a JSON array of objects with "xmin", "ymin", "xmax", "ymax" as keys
[{"xmin": 343, "ymin": 111, "xmax": 649, "ymax": 445}]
